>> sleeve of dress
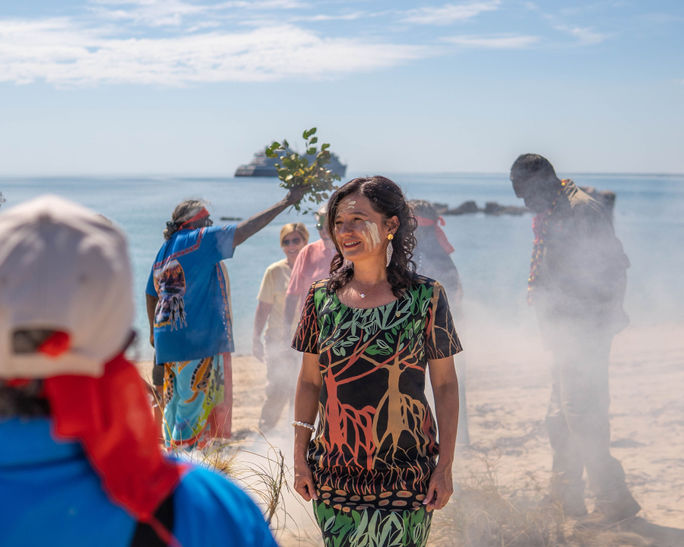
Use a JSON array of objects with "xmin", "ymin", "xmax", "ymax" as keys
[
  {"xmin": 425, "ymin": 281, "xmax": 463, "ymax": 359},
  {"xmin": 291, "ymin": 284, "xmax": 320, "ymax": 353}
]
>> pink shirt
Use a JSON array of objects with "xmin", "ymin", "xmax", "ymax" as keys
[{"xmin": 286, "ymin": 239, "xmax": 336, "ymax": 297}]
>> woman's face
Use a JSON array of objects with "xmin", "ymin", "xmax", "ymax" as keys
[
  {"xmin": 333, "ymin": 192, "xmax": 396, "ymax": 263},
  {"xmin": 281, "ymin": 230, "xmax": 306, "ymax": 260}
]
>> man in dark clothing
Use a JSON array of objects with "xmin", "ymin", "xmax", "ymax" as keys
[{"xmin": 510, "ymin": 153, "xmax": 639, "ymax": 524}]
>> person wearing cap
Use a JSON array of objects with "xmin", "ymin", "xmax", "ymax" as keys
[
  {"xmin": 0, "ymin": 195, "xmax": 277, "ymax": 546},
  {"xmin": 510, "ymin": 153, "xmax": 639, "ymax": 525},
  {"xmin": 146, "ymin": 188, "xmax": 304, "ymax": 450},
  {"xmin": 253, "ymin": 222, "xmax": 309, "ymax": 432},
  {"xmin": 410, "ymin": 199, "xmax": 469, "ymax": 446}
]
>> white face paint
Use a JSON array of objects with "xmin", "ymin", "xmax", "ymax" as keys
[
  {"xmin": 335, "ymin": 193, "xmax": 387, "ymax": 259},
  {"xmin": 363, "ymin": 220, "xmax": 382, "ymax": 248}
]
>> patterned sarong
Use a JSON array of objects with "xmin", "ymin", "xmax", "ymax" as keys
[
  {"xmin": 313, "ymin": 500, "xmax": 432, "ymax": 547},
  {"xmin": 162, "ymin": 352, "xmax": 232, "ymax": 450}
]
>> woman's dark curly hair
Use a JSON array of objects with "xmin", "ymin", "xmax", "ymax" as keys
[{"xmin": 326, "ymin": 176, "xmax": 417, "ymax": 297}]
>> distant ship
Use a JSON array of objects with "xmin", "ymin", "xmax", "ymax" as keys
[{"xmin": 235, "ymin": 147, "xmax": 347, "ymax": 178}]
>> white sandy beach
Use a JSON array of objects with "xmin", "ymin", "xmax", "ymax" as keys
[{"xmin": 139, "ymin": 321, "xmax": 684, "ymax": 546}]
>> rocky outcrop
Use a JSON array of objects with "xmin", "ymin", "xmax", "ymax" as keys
[
  {"xmin": 446, "ymin": 201, "xmax": 479, "ymax": 215},
  {"xmin": 441, "ymin": 200, "xmax": 527, "ymax": 216},
  {"xmin": 483, "ymin": 202, "xmax": 528, "ymax": 216},
  {"xmin": 437, "ymin": 187, "xmax": 616, "ymax": 217}
]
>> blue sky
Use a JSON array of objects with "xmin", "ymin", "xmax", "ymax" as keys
[{"xmin": 1, "ymin": 0, "xmax": 682, "ymax": 175}]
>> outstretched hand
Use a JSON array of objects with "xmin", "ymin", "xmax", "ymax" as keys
[
  {"xmin": 423, "ymin": 463, "xmax": 453, "ymax": 511},
  {"xmin": 285, "ymin": 184, "xmax": 308, "ymax": 206}
]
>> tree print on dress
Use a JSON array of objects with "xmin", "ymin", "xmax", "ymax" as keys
[{"xmin": 293, "ymin": 276, "xmax": 462, "ymax": 512}]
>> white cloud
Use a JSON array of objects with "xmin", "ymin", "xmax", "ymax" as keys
[
  {"xmin": 292, "ymin": 11, "xmax": 366, "ymax": 23},
  {"xmin": 556, "ymin": 25, "xmax": 609, "ymax": 45},
  {"xmin": 400, "ymin": 1, "xmax": 500, "ymax": 25},
  {"xmin": 88, "ymin": 0, "xmax": 308, "ymax": 27},
  {"xmin": 89, "ymin": 0, "xmax": 211, "ymax": 27},
  {"xmin": 444, "ymin": 34, "xmax": 539, "ymax": 49},
  {"xmin": 221, "ymin": 0, "xmax": 308, "ymax": 8},
  {"xmin": 0, "ymin": 18, "xmax": 429, "ymax": 86}
]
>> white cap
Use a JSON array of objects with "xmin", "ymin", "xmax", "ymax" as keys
[{"xmin": 0, "ymin": 195, "xmax": 134, "ymax": 379}]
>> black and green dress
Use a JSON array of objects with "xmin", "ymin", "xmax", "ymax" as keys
[{"xmin": 293, "ymin": 275, "xmax": 462, "ymax": 546}]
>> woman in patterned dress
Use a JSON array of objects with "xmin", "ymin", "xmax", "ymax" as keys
[{"xmin": 291, "ymin": 176, "xmax": 462, "ymax": 546}]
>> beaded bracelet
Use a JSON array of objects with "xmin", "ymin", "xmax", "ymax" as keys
[{"xmin": 292, "ymin": 420, "xmax": 316, "ymax": 432}]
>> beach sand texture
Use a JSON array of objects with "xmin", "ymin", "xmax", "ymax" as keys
[{"xmin": 139, "ymin": 321, "xmax": 684, "ymax": 546}]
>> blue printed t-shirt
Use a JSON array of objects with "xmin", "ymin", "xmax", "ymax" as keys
[{"xmin": 146, "ymin": 225, "xmax": 236, "ymax": 364}]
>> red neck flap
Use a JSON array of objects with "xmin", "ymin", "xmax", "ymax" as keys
[{"xmin": 44, "ymin": 354, "xmax": 187, "ymax": 521}]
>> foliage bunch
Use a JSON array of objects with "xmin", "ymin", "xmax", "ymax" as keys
[{"xmin": 265, "ymin": 127, "xmax": 341, "ymax": 212}]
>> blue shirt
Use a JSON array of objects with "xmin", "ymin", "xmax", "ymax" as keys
[
  {"xmin": 146, "ymin": 225, "xmax": 236, "ymax": 363},
  {"xmin": 0, "ymin": 417, "xmax": 277, "ymax": 547}
]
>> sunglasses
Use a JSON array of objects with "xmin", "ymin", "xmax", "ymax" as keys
[
  {"xmin": 315, "ymin": 215, "xmax": 327, "ymax": 231},
  {"xmin": 282, "ymin": 237, "xmax": 303, "ymax": 246}
]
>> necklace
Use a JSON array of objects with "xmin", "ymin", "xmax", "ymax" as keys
[
  {"xmin": 353, "ymin": 280, "xmax": 377, "ymax": 299},
  {"xmin": 528, "ymin": 179, "xmax": 567, "ymax": 304}
]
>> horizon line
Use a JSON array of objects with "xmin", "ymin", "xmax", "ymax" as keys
[{"xmin": 1, "ymin": 171, "xmax": 683, "ymax": 179}]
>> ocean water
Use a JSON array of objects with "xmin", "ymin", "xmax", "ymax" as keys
[{"xmin": 1, "ymin": 172, "xmax": 683, "ymax": 361}]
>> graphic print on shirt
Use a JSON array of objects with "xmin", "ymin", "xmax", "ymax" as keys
[{"xmin": 153, "ymin": 259, "xmax": 187, "ymax": 330}]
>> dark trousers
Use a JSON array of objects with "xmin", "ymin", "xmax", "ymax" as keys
[{"xmin": 544, "ymin": 323, "xmax": 635, "ymax": 509}]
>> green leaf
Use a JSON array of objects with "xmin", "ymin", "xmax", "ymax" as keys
[
  {"xmin": 265, "ymin": 128, "xmax": 340, "ymax": 212},
  {"xmin": 265, "ymin": 142, "xmax": 280, "ymax": 157}
]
